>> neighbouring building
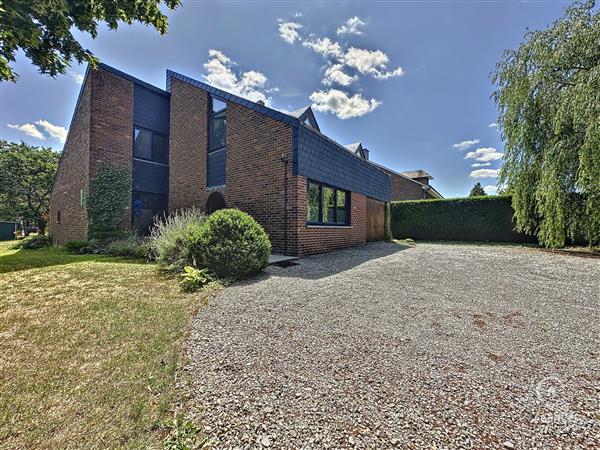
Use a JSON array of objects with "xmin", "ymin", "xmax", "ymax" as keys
[{"xmin": 50, "ymin": 64, "xmax": 439, "ymax": 255}]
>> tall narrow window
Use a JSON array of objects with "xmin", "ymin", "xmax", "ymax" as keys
[{"xmin": 208, "ymin": 95, "xmax": 227, "ymax": 187}]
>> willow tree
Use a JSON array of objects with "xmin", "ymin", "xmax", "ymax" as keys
[{"xmin": 492, "ymin": 0, "xmax": 600, "ymax": 248}]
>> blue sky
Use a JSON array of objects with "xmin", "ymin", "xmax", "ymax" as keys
[{"xmin": 0, "ymin": 0, "xmax": 572, "ymax": 197}]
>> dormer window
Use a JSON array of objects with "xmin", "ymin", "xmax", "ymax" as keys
[{"xmin": 303, "ymin": 117, "xmax": 313, "ymax": 128}]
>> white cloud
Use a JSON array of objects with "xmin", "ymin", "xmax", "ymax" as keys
[
  {"xmin": 489, "ymin": 122, "xmax": 499, "ymax": 128},
  {"xmin": 7, "ymin": 123, "xmax": 45, "ymax": 140},
  {"xmin": 484, "ymin": 185, "xmax": 498, "ymax": 194},
  {"xmin": 68, "ymin": 71, "xmax": 84, "ymax": 84},
  {"xmin": 310, "ymin": 89, "xmax": 381, "ymax": 119},
  {"xmin": 278, "ymin": 22, "xmax": 303, "ymax": 44},
  {"xmin": 342, "ymin": 47, "xmax": 404, "ymax": 79},
  {"xmin": 337, "ymin": 16, "xmax": 366, "ymax": 35},
  {"xmin": 35, "ymin": 120, "xmax": 68, "ymax": 143},
  {"xmin": 452, "ymin": 138, "xmax": 479, "ymax": 150},
  {"xmin": 302, "ymin": 37, "xmax": 343, "ymax": 59},
  {"xmin": 470, "ymin": 168, "xmax": 500, "ymax": 178},
  {"xmin": 323, "ymin": 64, "xmax": 358, "ymax": 86},
  {"xmin": 471, "ymin": 162, "xmax": 491, "ymax": 167},
  {"xmin": 202, "ymin": 50, "xmax": 273, "ymax": 105},
  {"xmin": 464, "ymin": 147, "xmax": 503, "ymax": 162},
  {"xmin": 293, "ymin": 12, "xmax": 303, "ymax": 18}
]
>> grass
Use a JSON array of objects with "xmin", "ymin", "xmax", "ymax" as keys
[{"xmin": 0, "ymin": 240, "xmax": 213, "ymax": 449}]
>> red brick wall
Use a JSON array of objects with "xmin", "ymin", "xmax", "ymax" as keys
[
  {"xmin": 293, "ymin": 175, "xmax": 367, "ymax": 255},
  {"xmin": 89, "ymin": 67, "xmax": 134, "ymax": 230},
  {"xmin": 168, "ymin": 79, "xmax": 209, "ymax": 211},
  {"xmin": 389, "ymin": 171, "xmax": 426, "ymax": 201},
  {"xmin": 50, "ymin": 67, "xmax": 134, "ymax": 244},
  {"xmin": 50, "ymin": 77, "xmax": 91, "ymax": 244}
]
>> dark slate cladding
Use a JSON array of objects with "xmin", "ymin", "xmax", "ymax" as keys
[
  {"xmin": 134, "ymin": 84, "xmax": 170, "ymax": 135},
  {"xmin": 208, "ymin": 149, "xmax": 226, "ymax": 187},
  {"xmin": 133, "ymin": 159, "xmax": 169, "ymax": 194},
  {"xmin": 296, "ymin": 125, "xmax": 390, "ymax": 202}
]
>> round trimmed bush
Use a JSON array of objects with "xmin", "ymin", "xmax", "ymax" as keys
[{"xmin": 190, "ymin": 209, "xmax": 271, "ymax": 279}]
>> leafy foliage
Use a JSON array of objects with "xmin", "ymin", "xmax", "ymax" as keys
[
  {"xmin": 106, "ymin": 236, "xmax": 151, "ymax": 259},
  {"xmin": 0, "ymin": 0, "xmax": 180, "ymax": 82},
  {"xmin": 163, "ymin": 415, "xmax": 206, "ymax": 450},
  {"xmin": 469, "ymin": 183, "xmax": 487, "ymax": 197},
  {"xmin": 390, "ymin": 196, "xmax": 537, "ymax": 243},
  {"xmin": 178, "ymin": 266, "xmax": 213, "ymax": 292},
  {"xmin": 11, "ymin": 234, "xmax": 52, "ymax": 250},
  {"xmin": 189, "ymin": 209, "xmax": 271, "ymax": 279},
  {"xmin": 492, "ymin": 0, "xmax": 600, "ymax": 247},
  {"xmin": 0, "ymin": 140, "xmax": 59, "ymax": 232},
  {"xmin": 85, "ymin": 165, "xmax": 130, "ymax": 240},
  {"xmin": 149, "ymin": 208, "xmax": 206, "ymax": 273}
]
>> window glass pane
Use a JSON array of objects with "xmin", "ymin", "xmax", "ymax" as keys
[
  {"xmin": 133, "ymin": 128, "xmax": 152, "ymax": 160},
  {"xmin": 210, "ymin": 115, "xmax": 226, "ymax": 151},
  {"xmin": 336, "ymin": 190, "xmax": 347, "ymax": 224},
  {"xmin": 212, "ymin": 97, "xmax": 226, "ymax": 114},
  {"xmin": 152, "ymin": 134, "xmax": 168, "ymax": 164},
  {"xmin": 307, "ymin": 182, "xmax": 320, "ymax": 222},
  {"xmin": 322, "ymin": 186, "xmax": 335, "ymax": 223}
]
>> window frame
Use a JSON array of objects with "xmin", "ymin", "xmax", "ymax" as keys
[
  {"xmin": 132, "ymin": 126, "xmax": 169, "ymax": 166},
  {"xmin": 208, "ymin": 94, "xmax": 227, "ymax": 154},
  {"xmin": 306, "ymin": 180, "xmax": 350, "ymax": 226}
]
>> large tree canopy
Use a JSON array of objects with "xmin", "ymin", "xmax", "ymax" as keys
[
  {"xmin": 469, "ymin": 183, "xmax": 487, "ymax": 197},
  {"xmin": 0, "ymin": 140, "xmax": 60, "ymax": 232},
  {"xmin": 0, "ymin": 0, "xmax": 180, "ymax": 82},
  {"xmin": 493, "ymin": 0, "xmax": 600, "ymax": 248}
]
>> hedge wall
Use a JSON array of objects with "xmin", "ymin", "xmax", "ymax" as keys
[{"xmin": 390, "ymin": 195, "xmax": 537, "ymax": 243}]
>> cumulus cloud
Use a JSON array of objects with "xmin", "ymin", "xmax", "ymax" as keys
[
  {"xmin": 202, "ymin": 50, "xmax": 273, "ymax": 105},
  {"xmin": 470, "ymin": 168, "xmax": 500, "ymax": 178},
  {"xmin": 452, "ymin": 139, "xmax": 479, "ymax": 150},
  {"xmin": 464, "ymin": 147, "xmax": 503, "ymax": 162},
  {"xmin": 484, "ymin": 185, "xmax": 498, "ymax": 194},
  {"xmin": 278, "ymin": 22, "xmax": 303, "ymax": 44},
  {"xmin": 302, "ymin": 37, "xmax": 343, "ymax": 58},
  {"xmin": 489, "ymin": 122, "xmax": 499, "ymax": 128},
  {"xmin": 68, "ymin": 71, "xmax": 84, "ymax": 84},
  {"xmin": 471, "ymin": 162, "xmax": 491, "ymax": 167},
  {"xmin": 7, "ymin": 120, "xmax": 68, "ymax": 143},
  {"xmin": 35, "ymin": 120, "xmax": 68, "ymax": 143},
  {"xmin": 309, "ymin": 89, "xmax": 381, "ymax": 119},
  {"xmin": 337, "ymin": 16, "xmax": 366, "ymax": 35},
  {"xmin": 7, "ymin": 123, "xmax": 45, "ymax": 140},
  {"xmin": 323, "ymin": 64, "xmax": 358, "ymax": 86},
  {"xmin": 342, "ymin": 47, "xmax": 404, "ymax": 79}
]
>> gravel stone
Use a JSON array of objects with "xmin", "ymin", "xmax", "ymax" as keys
[{"xmin": 184, "ymin": 242, "xmax": 600, "ymax": 449}]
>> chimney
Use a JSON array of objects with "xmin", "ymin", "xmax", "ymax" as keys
[
  {"xmin": 362, "ymin": 148, "xmax": 370, "ymax": 160},
  {"xmin": 257, "ymin": 100, "xmax": 265, "ymax": 106}
]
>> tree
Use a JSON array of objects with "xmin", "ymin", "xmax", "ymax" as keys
[
  {"xmin": 0, "ymin": 140, "xmax": 60, "ymax": 232},
  {"xmin": 469, "ymin": 183, "xmax": 487, "ymax": 197},
  {"xmin": 0, "ymin": 0, "xmax": 180, "ymax": 82},
  {"xmin": 492, "ymin": 0, "xmax": 600, "ymax": 248}
]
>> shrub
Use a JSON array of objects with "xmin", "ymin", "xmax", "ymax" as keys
[
  {"xmin": 179, "ymin": 266, "xmax": 213, "ymax": 292},
  {"xmin": 64, "ymin": 239, "xmax": 108, "ymax": 255},
  {"xmin": 390, "ymin": 195, "xmax": 537, "ymax": 243},
  {"xmin": 189, "ymin": 209, "xmax": 271, "ymax": 279},
  {"xmin": 149, "ymin": 208, "xmax": 206, "ymax": 273},
  {"xmin": 64, "ymin": 240, "xmax": 90, "ymax": 254},
  {"xmin": 106, "ymin": 236, "xmax": 151, "ymax": 259},
  {"xmin": 11, "ymin": 234, "xmax": 52, "ymax": 250}
]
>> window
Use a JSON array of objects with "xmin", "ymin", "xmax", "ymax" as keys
[
  {"xmin": 56, "ymin": 210, "xmax": 61, "ymax": 224},
  {"xmin": 306, "ymin": 180, "xmax": 350, "ymax": 225},
  {"xmin": 208, "ymin": 95, "xmax": 227, "ymax": 186},
  {"xmin": 134, "ymin": 128, "xmax": 168, "ymax": 164},
  {"xmin": 132, "ymin": 192, "xmax": 167, "ymax": 235}
]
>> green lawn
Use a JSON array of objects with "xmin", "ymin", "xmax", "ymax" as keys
[{"xmin": 0, "ymin": 241, "xmax": 212, "ymax": 449}]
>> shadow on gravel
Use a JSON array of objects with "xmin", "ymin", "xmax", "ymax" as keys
[{"xmin": 265, "ymin": 242, "xmax": 409, "ymax": 280}]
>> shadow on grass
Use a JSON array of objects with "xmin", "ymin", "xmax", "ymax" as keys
[
  {"xmin": 256, "ymin": 241, "xmax": 409, "ymax": 281},
  {"xmin": 0, "ymin": 246, "xmax": 147, "ymax": 274}
]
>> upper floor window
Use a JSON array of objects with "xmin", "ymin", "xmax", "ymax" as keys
[
  {"xmin": 134, "ymin": 127, "xmax": 168, "ymax": 164},
  {"xmin": 307, "ymin": 180, "xmax": 350, "ymax": 225},
  {"xmin": 209, "ymin": 96, "xmax": 227, "ymax": 153}
]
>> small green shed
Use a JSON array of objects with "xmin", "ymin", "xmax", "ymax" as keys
[{"xmin": 0, "ymin": 222, "xmax": 18, "ymax": 241}]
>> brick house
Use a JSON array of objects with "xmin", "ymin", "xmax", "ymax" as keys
[{"xmin": 50, "ymin": 64, "xmax": 437, "ymax": 255}]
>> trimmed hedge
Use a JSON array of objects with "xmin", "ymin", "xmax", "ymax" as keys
[{"xmin": 390, "ymin": 195, "xmax": 537, "ymax": 243}]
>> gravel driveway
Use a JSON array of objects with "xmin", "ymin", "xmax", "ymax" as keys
[{"xmin": 185, "ymin": 243, "xmax": 600, "ymax": 449}]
